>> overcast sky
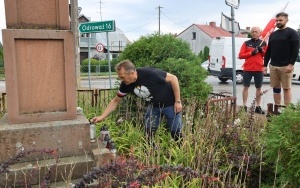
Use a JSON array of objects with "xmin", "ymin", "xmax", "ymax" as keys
[{"xmin": 1, "ymin": 0, "xmax": 300, "ymax": 43}]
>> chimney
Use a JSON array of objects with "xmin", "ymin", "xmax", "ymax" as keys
[{"xmin": 209, "ymin": 21, "xmax": 216, "ymax": 27}]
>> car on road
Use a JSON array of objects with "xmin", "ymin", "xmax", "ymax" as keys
[{"xmin": 201, "ymin": 60, "xmax": 209, "ymax": 70}]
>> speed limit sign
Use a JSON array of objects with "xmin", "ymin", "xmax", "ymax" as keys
[{"xmin": 96, "ymin": 43, "xmax": 104, "ymax": 52}]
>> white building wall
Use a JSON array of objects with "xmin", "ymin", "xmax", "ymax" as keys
[{"xmin": 176, "ymin": 25, "xmax": 213, "ymax": 55}]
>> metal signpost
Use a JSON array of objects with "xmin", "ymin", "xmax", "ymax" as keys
[
  {"xmin": 225, "ymin": 0, "xmax": 240, "ymax": 98},
  {"xmin": 79, "ymin": 20, "xmax": 116, "ymax": 89}
]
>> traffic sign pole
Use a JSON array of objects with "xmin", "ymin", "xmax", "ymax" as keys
[{"xmin": 78, "ymin": 20, "xmax": 116, "ymax": 89}]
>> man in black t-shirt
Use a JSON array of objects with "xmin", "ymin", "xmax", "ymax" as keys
[
  {"xmin": 92, "ymin": 60, "xmax": 183, "ymax": 141},
  {"xmin": 263, "ymin": 12, "xmax": 300, "ymax": 107}
]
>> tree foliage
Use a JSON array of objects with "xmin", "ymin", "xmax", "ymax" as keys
[
  {"xmin": 119, "ymin": 33, "xmax": 195, "ymax": 67},
  {"xmin": 197, "ymin": 45, "xmax": 210, "ymax": 63},
  {"xmin": 118, "ymin": 33, "xmax": 212, "ymax": 101},
  {"xmin": 156, "ymin": 58, "xmax": 211, "ymax": 101}
]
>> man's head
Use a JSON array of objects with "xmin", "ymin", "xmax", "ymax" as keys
[
  {"xmin": 115, "ymin": 60, "xmax": 137, "ymax": 85},
  {"xmin": 250, "ymin": 26, "xmax": 261, "ymax": 40},
  {"xmin": 276, "ymin": 12, "xmax": 289, "ymax": 29}
]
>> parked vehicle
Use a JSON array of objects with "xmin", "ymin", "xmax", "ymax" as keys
[
  {"xmin": 208, "ymin": 37, "xmax": 248, "ymax": 84},
  {"xmin": 208, "ymin": 37, "xmax": 300, "ymax": 83},
  {"xmin": 201, "ymin": 60, "xmax": 209, "ymax": 70}
]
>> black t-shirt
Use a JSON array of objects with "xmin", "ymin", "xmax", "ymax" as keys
[
  {"xmin": 117, "ymin": 67, "xmax": 175, "ymax": 107},
  {"xmin": 264, "ymin": 27, "xmax": 300, "ymax": 67}
]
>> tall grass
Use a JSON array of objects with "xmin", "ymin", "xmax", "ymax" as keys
[
  {"xmin": 87, "ymin": 95, "xmax": 271, "ymax": 187},
  {"xmin": 2, "ymin": 90, "xmax": 297, "ymax": 187}
]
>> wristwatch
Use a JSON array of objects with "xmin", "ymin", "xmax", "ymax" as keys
[{"xmin": 175, "ymin": 100, "xmax": 181, "ymax": 104}]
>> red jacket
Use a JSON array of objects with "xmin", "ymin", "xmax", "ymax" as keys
[{"xmin": 238, "ymin": 39, "xmax": 267, "ymax": 71}]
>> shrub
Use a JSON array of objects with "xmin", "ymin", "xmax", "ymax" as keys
[
  {"xmin": 264, "ymin": 102, "xmax": 300, "ymax": 187},
  {"xmin": 118, "ymin": 33, "xmax": 196, "ymax": 68},
  {"xmin": 156, "ymin": 58, "xmax": 212, "ymax": 102}
]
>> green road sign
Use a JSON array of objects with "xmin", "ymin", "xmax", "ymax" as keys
[{"xmin": 79, "ymin": 20, "xmax": 116, "ymax": 33}]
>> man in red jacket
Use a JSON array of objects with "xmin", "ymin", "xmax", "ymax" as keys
[{"xmin": 238, "ymin": 26, "xmax": 267, "ymax": 114}]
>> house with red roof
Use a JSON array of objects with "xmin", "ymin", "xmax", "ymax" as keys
[{"xmin": 176, "ymin": 21, "xmax": 248, "ymax": 55}]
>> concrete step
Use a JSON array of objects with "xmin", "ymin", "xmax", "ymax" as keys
[{"xmin": 0, "ymin": 154, "xmax": 95, "ymax": 187}]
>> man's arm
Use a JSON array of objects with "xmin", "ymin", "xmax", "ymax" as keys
[
  {"xmin": 238, "ymin": 42, "xmax": 251, "ymax": 59},
  {"xmin": 165, "ymin": 73, "xmax": 182, "ymax": 112},
  {"xmin": 92, "ymin": 96, "xmax": 123, "ymax": 123},
  {"xmin": 289, "ymin": 41, "xmax": 300, "ymax": 65},
  {"xmin": 264, "ymin": 44, "xmax": 271, "ymax": 67}
]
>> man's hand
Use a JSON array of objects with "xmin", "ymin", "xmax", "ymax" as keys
[
  {"xmin": 285, "ymin": 64, "xmax": 294, "ymax": 73},
  {"xmin": 263, "ymin": 67, "xmax": 268, "ymax": 75},
  {"xmin": 256, "ymin": 46, "xmax": 263, "ymax": 53},
  {"xmin": 251, "ymin": 49, "xmax": 258, "ymax": 55},
  {"xmin": 92, "ymin": 116, "xmax": 104, "ymax": 123},
  {"xmin": 174, "ymin": 101, "xmax": 183, "ymax": 113}
]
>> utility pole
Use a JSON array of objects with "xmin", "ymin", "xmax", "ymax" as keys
[
  {"xmin": 99, "ymin": 0, "xmax": 103, "ymax": 21},
  {"xmin": 157, "ymin": 5, "xmax": 163, "ymax": 35}
]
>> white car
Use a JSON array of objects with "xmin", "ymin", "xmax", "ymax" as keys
[{"xmin": 201, "ymin": 60, "xmax": 209, "ymax": 70}]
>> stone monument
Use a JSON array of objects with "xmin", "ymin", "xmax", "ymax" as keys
[{"xmin": 0, "ymin": 0, "xmax": 94, "ymax": 186}]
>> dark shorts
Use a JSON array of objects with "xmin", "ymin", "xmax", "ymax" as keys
[{"xmin": 243, "ymin": 71, "xmax": 264, "ymax": 88}]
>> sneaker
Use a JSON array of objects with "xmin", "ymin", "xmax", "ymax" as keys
[{"xmin": 255, "ymin": 106, "xmax": 265, "ymax": 114}]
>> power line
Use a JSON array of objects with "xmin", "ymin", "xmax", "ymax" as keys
[
  {"xmin": 161, "ymin": 12, "xmax": 187, "ymax": 29},
  {"xmin": 123, "ymin": 19, "xmax": 157, "ymax": 33}
]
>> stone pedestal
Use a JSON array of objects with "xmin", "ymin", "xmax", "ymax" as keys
[
  {"xmin": 2, "ymin": 29, "xmax": 77, "ymax": 124},
  {"xmin": 0, "ymin": 1, "xmax": 99, "ymax": 186},
  {"xmin": 0, "ymin": 114, "xmax": 91, "ymax": 162},
  {"xmin": 4, "ymin": 0, "xmax": 70, "ymax": 30}
]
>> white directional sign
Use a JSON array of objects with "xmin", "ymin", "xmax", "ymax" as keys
[
  {"xmin": 96, "ymin": 43, "xmax": 104, "ymax": 52},
  {"xmin": 225, "ymin": 0, "xmax": 240, "ymax": 9}
]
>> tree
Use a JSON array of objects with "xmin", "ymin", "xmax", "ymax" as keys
[
  {"xmin": 197, "ymin": 46, "xmax": 210, "ymax": 63},
  {"xmin": 119, "ymin": 33, "xmax": 195, "ymax": 67},
  {"xmin": 118, "ymin": 33, "xmax": 212, "ymax": 101}
]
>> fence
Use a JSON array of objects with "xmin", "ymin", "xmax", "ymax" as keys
[
  {"xmin": 80, "ymin": 65, "xmax": 115, "ymax": 77},
  {"xmin": 206, "ymin": 92, "xmax": 237, "ymax": 123},
  {"xmin": 1, "ymin": 90, "xmax": 237, "ymax": 125}
]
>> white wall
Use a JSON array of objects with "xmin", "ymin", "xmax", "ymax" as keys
[{"xmin": 176, "ymin": 25, "xmax": 212, "ymax": 55}]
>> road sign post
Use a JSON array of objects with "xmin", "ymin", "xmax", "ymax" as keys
[
  {"xmin": 79, "ymin": 20, "xmax": 116, "ymax": 33},
  {"xmin": 225, "ymin": 0, "xmax": 240, "ymax": 98},
  {"xmin": 79, "ymin": 20, "xmax": 116, "ymax": 89}
]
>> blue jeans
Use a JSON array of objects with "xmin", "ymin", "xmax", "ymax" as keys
[{"xmin": 144, "ymin": 105, "xmax": 182, "ymax": 140}]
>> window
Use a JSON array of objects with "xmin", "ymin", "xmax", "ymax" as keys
[
  {"xmin": 112, "ymin": 54, "xmax": 119, "ymax": 59},
  {"xmin": 192, "ymin": 32, "xmax": 196, "ymax": 40}
]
